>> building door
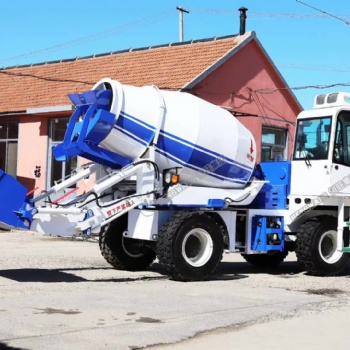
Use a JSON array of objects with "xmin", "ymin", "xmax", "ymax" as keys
[
  {"xmin": 0, "ymin": 121, "xmax": 18, "ymax": 177},
  {"xmin": 47, "ymin": 118, "xmax": 77, "ymax": 188}
]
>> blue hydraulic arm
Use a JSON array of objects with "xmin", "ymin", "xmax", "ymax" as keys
[{"xmin": 53, "ymin": 89, "xmax": 132, "ymax": 169}]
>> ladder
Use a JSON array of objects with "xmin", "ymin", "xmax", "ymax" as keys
[{"xmin": 337, "ymin": 197, "xmax": 350, "ymax": 252}]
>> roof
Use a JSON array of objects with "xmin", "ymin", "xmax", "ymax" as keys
[{"xmin": 0, "ymin": 33, "xmax": 253, "ymax": 114}]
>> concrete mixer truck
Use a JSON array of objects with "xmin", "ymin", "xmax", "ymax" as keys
[{"xmin": 1, "ymin": 78, "xmax": 350, "ymax": 281}]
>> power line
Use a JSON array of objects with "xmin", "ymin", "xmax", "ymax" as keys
[
  {"xmin": 2, "ymin": 7, "xmax": 349, "ymax": 66},
  {"xmin": 255, "ymin": 82, "xmax": 350, "ymax": 94},
  {"xmin": 188, "ymin": 8, "xmax": 350, "ymax": 20},
  {"xmin": 295, "ymin": 0, "xmax": 350, "ymax": 25},
  {"xmin": 0, "ymin": 9, "xmax": 176, "ymax": 65},
  {"xmin": 276, "ymin": 62, "xmax": 350, "ymax": 73},
  {"xmin": 0, "ymin": 69, "xmax": 181, "ymax": 90},
  {"xmin": 0, "ymin": 70, "xmax": 93, "ymax": 85},
  {"xmin": 4, "ymin": 68, "xmax": 350, "ymax": 94}
]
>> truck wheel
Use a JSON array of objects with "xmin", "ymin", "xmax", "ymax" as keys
[
  {"xmin": 296, "ymin": 216, "xmax": 349, "ymax": 276},
  {"xmin": 156, "ymin": 212, "xmax": 224, "ymax": 281},
  {"xmin": 241, "ymin": 251, "xmax": 288, "ymax": 267},
  {"xmin": 99, "ymin": 215, "xmax": 156, "ymax": 271}
]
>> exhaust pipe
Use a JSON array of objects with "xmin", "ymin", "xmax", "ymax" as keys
[{"xmin": 239, "ymin": 7, "xmax": 248, "ymax": 35}]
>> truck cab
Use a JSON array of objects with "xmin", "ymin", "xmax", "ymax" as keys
[{"xmin": 290, "ymin": 92, "xmax": 350, "ymax": 199}]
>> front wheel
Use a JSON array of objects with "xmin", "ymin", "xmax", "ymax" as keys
[
  {"xmin": 295, "ymin": 216, "xmax": 349, "ymax": 276},
  {"xmin": 156, "ymin": 212, "xmax": 224, "ymax": 281}
]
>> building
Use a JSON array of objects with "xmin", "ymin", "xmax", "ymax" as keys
[{"xmin": 0, "ymin": 30, "xmax": 302, "ymax": 196}]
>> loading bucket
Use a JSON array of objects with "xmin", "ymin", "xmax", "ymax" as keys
[{"xmin": 0, "ymin": 169, "xmax": 29, "ymax": 230}]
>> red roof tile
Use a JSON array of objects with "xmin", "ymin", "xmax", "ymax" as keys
[{"xmin": 0, "ymin": 35, "xmax": 240, "ymax": 113}]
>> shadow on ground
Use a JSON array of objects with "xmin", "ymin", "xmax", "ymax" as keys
[
  {"xmin": 0, "ymin": 341, "xmax": 27, "ymax": 350},
  {"xmin": 0, "ymin": 259, "xmax": 306, "ymax": 283},
  {"xmin": 0, "ymin": 267, "xmax": 168, "ymax": 283},
  {"xmin": 218, "ymin": 260, "xmax": 303, "ymax": 276}
]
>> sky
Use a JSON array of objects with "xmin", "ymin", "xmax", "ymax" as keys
[{"xmin": 1, "ymin": 0, "xmax": 349, "ymax": 110}]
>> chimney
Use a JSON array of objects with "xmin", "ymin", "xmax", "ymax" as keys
[{"xmin": 239, "ymin": 7, "xmax": 248, "ymax": 35}]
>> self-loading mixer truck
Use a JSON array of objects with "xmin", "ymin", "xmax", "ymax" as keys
[{"xmin": 1, "ymin": 78, "xmax": 350, "ymax": 281}]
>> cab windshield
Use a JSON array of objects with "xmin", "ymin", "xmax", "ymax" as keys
[{"xmin": 293, "ymin": 117, "xmax": 331, "ymax": 160}]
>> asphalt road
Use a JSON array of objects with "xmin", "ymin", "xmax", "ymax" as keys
[{"xmin": 0, "ymin": 230, "xmax": 349, "ymax": 350}]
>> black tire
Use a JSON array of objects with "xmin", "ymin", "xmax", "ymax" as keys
[
  {"xmin": 296, "ymin": 216, "xmax": 349, "ymax": 276},
  {"xmin": 156, "ymin": 212, "xmax": 224, "ymax": 281},
  {"xmin": 99, "ymin": 214, "xmax": 156, "ymax": 271},
  {"xmin": 242, "ymin": 251, "xmax": 288, "ymax": 267}
]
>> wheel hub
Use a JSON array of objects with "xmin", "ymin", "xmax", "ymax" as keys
[
  {"xmin": 122, "ymin": 237, "xmax": 144, "ymax": 258},
  {"xmin": 182, "ymin": 228, "xmax": 213, "ymax": 267},
  {"xmin": 185, "ymin": 235, "xmax": 201, "ymax": 258},
  {"xmin": 319, "ymin": 230, "xmax": 342, "ymax": 264}
]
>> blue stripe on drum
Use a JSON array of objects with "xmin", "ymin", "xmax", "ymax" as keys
[{"xmin": 113, "ymin": 111, "xmax": 253, "ymax": 183}]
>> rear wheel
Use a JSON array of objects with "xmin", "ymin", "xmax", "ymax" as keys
[
  {"xmin": 156, "ymin": 212, "xmax": 224, "ymax": 281},
  {"xmin": 296, "ymin": 216, "xmax": 349, "ymax": 276},
  {"xmin": 99, "ymin": 214, "xmax": 156, "ymax": 271}
]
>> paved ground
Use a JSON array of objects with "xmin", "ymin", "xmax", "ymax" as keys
[{"xmin": 0, "ymin": 230, "xmax": 349, "ymax": 350}]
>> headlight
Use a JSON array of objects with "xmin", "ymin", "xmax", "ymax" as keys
[{"xmin": 164, "ymin": 171, "xmax": 180, "ymax": 186}]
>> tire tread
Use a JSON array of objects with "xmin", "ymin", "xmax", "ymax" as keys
[
  {"xmin": 296, "ymin": 216, "xmax": 349, "ymax": 276},
  {"xmin": 156, "ymin": 212, "xmax": 223, "ymax": 281}
]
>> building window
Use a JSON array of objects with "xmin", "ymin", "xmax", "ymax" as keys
[
  {"xmin": 0, "ymin": 121, "xmax": 18, "ymax": 177},
  {"xmin": 261, "ymin": 126, "xmax": 288, "ymax": 161},
  {"xmin": 48, "ymin": 118, "xmax": 77, "ymax": 187}
]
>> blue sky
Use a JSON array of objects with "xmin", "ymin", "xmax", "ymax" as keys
[{"xmin": 1, "ymin": 0, "xmax": 349, "ymax": 110}]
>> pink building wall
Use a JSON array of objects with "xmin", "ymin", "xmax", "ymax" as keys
[
  {"xmin": 16, "ymin": 114, "xmax": 96, "ymax": 196},
  {"xmin": 191, "ymin": 40, "xmax": 301, "ymax": 162},
  {"xmin": 17, "ymin": 116, "xmax": 48, "ymax": 193}
]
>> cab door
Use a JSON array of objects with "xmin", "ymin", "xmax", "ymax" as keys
[
  {"xmin": 330, "ymin": 110, "xmax": 350, "ymax": 195},
  {"xmin": 291, "ymin": 116, "xmax": 331, "ymax": 196}
]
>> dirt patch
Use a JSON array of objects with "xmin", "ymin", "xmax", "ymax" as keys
[
  {"xmin": 304, "ymin": 288, "xmax": 345, "ymax": 297},
  {"xmin": 34, "ymin": 308, "xmax": 81, "ymax": 315},
  {"xmin": 136, "ymin": 317, "xmax": 162, "ymax": 323}
]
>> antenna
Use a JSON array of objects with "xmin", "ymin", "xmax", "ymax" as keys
[{"xmin": 176, "ymin": 6, "xmax": 190, "ymax": 42}]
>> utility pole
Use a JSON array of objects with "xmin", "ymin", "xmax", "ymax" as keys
[{"xmin": 176, "ymin": 6, "xmax": 189, "ymax": 42}]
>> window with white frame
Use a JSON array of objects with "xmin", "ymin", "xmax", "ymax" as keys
[
  {"xmin": 261, "ymin": 126, "xmax": 288, "ymax": 161},
  {"xmin": 0, "ymin": 121, "xmax": 18, "ymax": 177},
  {"xmin": 48, "ymin": 118, "xmax": 77, "ymax": 188}
]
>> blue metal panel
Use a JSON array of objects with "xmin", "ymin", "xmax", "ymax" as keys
[
  {"xmin": 259, "ymin": 161, "xmax": 291, "ymax": 195},
  {"xmin": 207, "ymin": 199, "xmax": 225, "ymax": 208},
  {"xmin": 251, "ymin": 215, "xmax": 284, "ymax": 252},
  {"xmin": 68, "ymin": 90, "xmax": 112, "ymax": 111},
  {"xmin": 249, "ymin": 161, "xmax": 291, "ymax": 210},
  {"xmin": 0, "ymin": 169, "xmax": 30, "ymax": 229},
  {"xmin": 53, "ymin": 136, "xmax": 131, "ymax": 168},
  {"xmin": 256, "ymin": 184, "xmax": 288, "ymax": 209},
  {"xmin": 53, "ymin": 104, "xmax": 131, "ymax": 168},
  {"xmin": 85, "ymin": 108, "xmax": 115, "ymax": 144}
]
